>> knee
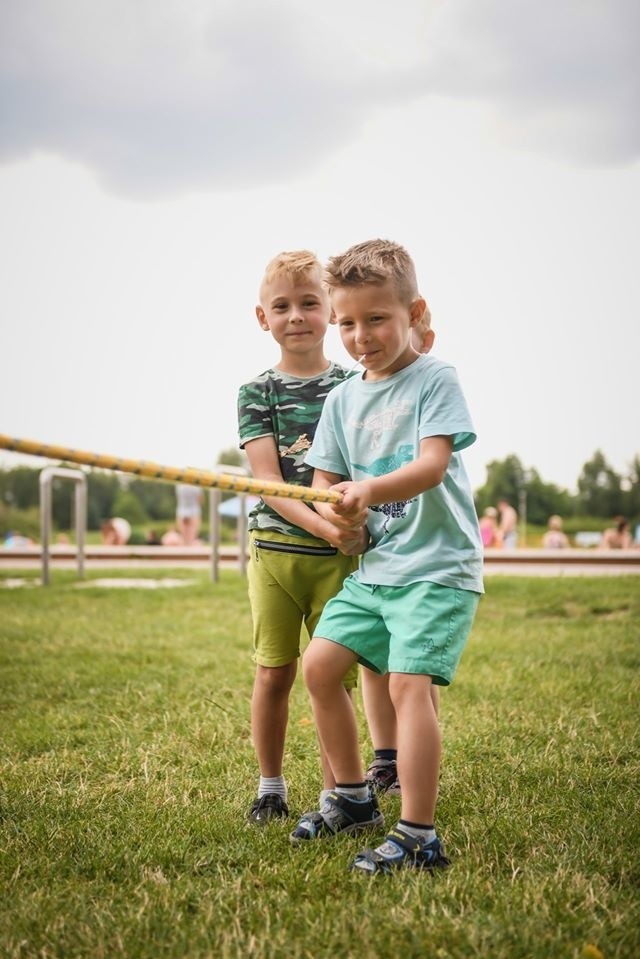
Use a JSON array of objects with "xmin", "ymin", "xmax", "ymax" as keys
[
  {"xmin": 389, "ymin": 673, "xmax": 430, "ymax": 709},
  {"xmin": 302, "ymin": 640, "xmax": 348, "ymax": 697},
  {"xmin": 302, "ymin": 646, "xmax": 325, "ymax": 695},
  {"xmin": 255, "ymin": 663, "xmax": 296, "ymax": 697}
]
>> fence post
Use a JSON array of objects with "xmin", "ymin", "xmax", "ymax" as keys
[{"xmin": 39, "ymin": 467, "xmax": 87, "ymax": 585}]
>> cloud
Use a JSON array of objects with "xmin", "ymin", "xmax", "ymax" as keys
[
  {"xmin": 423, "ymin": 0, "xmax": 640, "ymax": 166},
  {"xmin": 0, "ymin": 0, "xmax": 637, "ymax": 198}
]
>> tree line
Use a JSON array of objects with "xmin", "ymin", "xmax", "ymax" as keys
[{"xmin": 1, "ymin": 448, "xmax": 638, "ymax": 540}]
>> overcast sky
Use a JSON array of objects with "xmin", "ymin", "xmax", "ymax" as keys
[{"xmin": 1, "ymin": 0, "xmax": 638, "ymax": 495}]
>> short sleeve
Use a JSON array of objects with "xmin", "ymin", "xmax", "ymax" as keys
[
  {"xmin": 238, "ymin": 379, "xmax": 274, "ymax": 448},
  {"xmin": 418, "ymin": 366, "xmax": 476, "ymax": 452}
]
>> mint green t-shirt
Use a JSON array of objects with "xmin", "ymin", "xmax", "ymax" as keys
[{"xmin": 306, "ymin": 354, "xmax": 484, "ymax": 592}]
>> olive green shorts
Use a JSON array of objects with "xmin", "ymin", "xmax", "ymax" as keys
[
  {"xmin": 314, "ymin": 575, "xmax": 480, "ymax": 686},
  {"xmin": 248, "ymin": 529, "xmax": 359, "ymax": 688}
]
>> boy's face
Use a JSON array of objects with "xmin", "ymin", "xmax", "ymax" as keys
[
  {"xmin": 256, "ymin": 271, "xmax": 332, "ymax": 356},
  {"xmin": 332, "ymin": 282, "xmax": 426, "ymax": 381}
]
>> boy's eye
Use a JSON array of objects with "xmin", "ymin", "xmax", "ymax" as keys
[{"xmin": 303, "ymin": 300, "xmax": 319, "ymax": 309}]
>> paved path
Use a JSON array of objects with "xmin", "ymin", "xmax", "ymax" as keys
[{"xmin": 2, "ymin": 546, "xmax": 639, "ymax": 577}]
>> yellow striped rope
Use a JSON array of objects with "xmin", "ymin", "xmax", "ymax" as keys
[{"xmin": 0, "ymin": 434, "xmax": 342, "ymax": 505}]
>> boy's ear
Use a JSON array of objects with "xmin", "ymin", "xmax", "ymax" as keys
[
  {"xmin": 256, "ymin": 305, "xmax": 270, "ymax": 331},
  {"xmin": 329, "ymin": 308, "xmax": 337, "ymax": 326},
  {"xmin": 408, "ymin": 297, "xmax": 427, "ymax": 328}
]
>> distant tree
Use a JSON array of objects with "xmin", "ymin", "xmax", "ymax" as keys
[
  {"xmin": 128, "ymin": 478, "xmax": 175, "ymax": 521},
  {"xmin": 576, "ymin": 450, "xmax": 623, "ymax": 518},
  {"xmin": 86, "ymin": 472, "xmax": 119, "ymax": 529},
  {"xmin": 474, "ymin": 454, "xmax": 526, "ymax": 514},
  {"xmin": 111, "ymin": 489, "xmax": 149, "ymax": 526},
  {"xmin": 216, "ymin": 447, "xmax": 248, "ymax": 470},
  {"xmin": 518, "ymin": 470, "xmax": 575, "ymax": 525},
  {"xmin": 0, "ymin": 467, "xmax": 39, "ymax": 510},
  {"xmin": 622, "ymin": 454, "xmax": 640, "ymax": 522}
]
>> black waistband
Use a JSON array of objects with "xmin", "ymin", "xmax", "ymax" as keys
[{"xmin": 253, "ymin": 537, "xmax": 338, "ymax": 557}]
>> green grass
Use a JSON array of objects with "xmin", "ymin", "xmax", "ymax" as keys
[{"xmin": 1, "ymin": 570, "xmax": 639, "ymax": 959}]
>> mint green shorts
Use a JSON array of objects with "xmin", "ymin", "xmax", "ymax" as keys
[
  {"xmin": 248, "ymin": 529, "xmax": 359, "ymax": 688},
  {"xmin": 313, "ymin": 575, "xmax": 480, "ymax": 686}
]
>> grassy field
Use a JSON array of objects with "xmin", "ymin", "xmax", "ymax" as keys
[{"xmin": 1, "ymin": 569, "xmax": 638, "ymax": 959}]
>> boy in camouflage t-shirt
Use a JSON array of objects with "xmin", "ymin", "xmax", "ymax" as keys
[{"xmin": 237, "ymin": 251, "xmax": 367, "ymax": 825}]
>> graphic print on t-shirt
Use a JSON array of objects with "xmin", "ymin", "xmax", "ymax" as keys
[
  {"xmin": 351, "ymin": 402, "xmax": 413, "ymax": 449},
  {"xmin": 353, "ymin": 443, "xmax": 416, "ymax": 534}
]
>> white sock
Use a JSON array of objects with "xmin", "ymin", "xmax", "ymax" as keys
[
  {"xmin": 258, "ymin": 775, "xmax": 287, "ymax": 801},
  {"xmin": 335, "ymin": 783, "xmax": 370, "ymax": 802},
  {"xmin": 319, "ymin": 788, "xmax": 334, "ymax": 809},
  {"xmin": 398, "ymin": 820, "xmax": 437, "ymax": 843}
]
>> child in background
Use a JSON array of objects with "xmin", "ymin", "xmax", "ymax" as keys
[
  {"xmin": 542, "ymin": 515, "xmax": 569, "ymax": 549},
  {"xmin": 291, "ymin": 239, "xmax": 483, "ymax": 874},
  {"xmin": 237, "ymin": 251, "xmax": 367, "ymax": 825}
]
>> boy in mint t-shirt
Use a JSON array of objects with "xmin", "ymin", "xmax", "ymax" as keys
[{"xmin": 290, "ymin": 239, "xmax": 483, "ymax": 875}]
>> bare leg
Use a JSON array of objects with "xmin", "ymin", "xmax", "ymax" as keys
[
  {"xmin": 431, "ymin": 683, "xmax": 440, "ymax": 719},
  {"xmin": 318, "ymin": 688, "xmax": 355, "ymax": 789},
  {"xmin": 303, "ymin": 638, "xmax": 362, "ymax": 783},
  {"xmin": 178, "ymin": 516, "xmax": 200, "ymax": 546},
  {"xmin": 361, "ymin": 669, "xmax": 397, "ymax": 750},
  {"xmin": 390, "ymin": 673, "xmax": 441, "ymax": 824},
  {"xmin": 362, "ymin": 669, "xmax": 440, "ymax": 753},
  {"xmin": 251, "ymin": 662, "xmax": 297, "ymax": 777}
]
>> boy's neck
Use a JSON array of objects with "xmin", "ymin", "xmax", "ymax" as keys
[{"xmin": 275, "ymin": 349, "xmax": 331, "ymax": 378}]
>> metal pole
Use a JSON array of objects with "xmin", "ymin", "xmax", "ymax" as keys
[
  {"xmin": 39, "ymin": 472, "xmax": 51, "ymax": 586},
  {"xmin": 210, "ymin": 488, "xmax": 220, "ymax": 584},
  {"xmin": 237, "ymin": 496, "xmax": 248, "ymax": 576},
  {"xmin": 75, "ymin": 478, "xmax": 86, "ymax": 580},
  {"xmin": 39, "ymin": 467, "xmax": 87, "ymax": 586}
]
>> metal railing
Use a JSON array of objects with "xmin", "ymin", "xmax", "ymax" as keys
[
  {"xmin": 209, "ymin": 464, "xmax": 250, "ymax": 582},
  {"xmin": 39, "ymin": 467, "xmax": 87, "ymax": 585}
]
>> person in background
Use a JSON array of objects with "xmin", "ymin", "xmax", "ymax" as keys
[
  {"xmin": 175, "ymin": 483, "xmax": 203, "ymax": 546},
  {"xmin": 161, "ymin": 527, "xmax": 184, "ymax": 546},
  {"xmin": 100, "ymin": 517, "xmax": 131, "ymax": 545},
  {"xmin": 3, "ymin": 531, "xmax": 35, "ymax": 548},
  {"xmin": 600, "ymin": 517, "xmax": 632, "ymax": 549},
  {"xmin": 479, "ymin": 506, "xmax": 502, "ymax": 548},
  {"xmin": 542, "ymin": 515, "xmax": 570, "ymax": 549},
  {"xmin": 498, "ymin": 499, "xmax": 518, "ymax": 548}
]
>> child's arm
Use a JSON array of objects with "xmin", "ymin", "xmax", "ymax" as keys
[
  {"xmin": 244, "ymin": 436, "xmax": 367, "ymax": 555},
  {"xmin": 332, "ymin": 435, "xmax": 454, "ymax": 519},
  {"xmin": 312, "ymin": 467, "xmax": 369, "ymax": 534}
]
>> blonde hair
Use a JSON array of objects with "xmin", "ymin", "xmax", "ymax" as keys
[
  {"xmin": 548, "ymin": 515, "xmax": 564, "ymax": 530},
  {"xmin": 260, "ymin": 250, "xmax": 322, "ymax": 298},
  {"xmin": 324, "ymin": 239, "xmax": 420, "ymax": 305}
]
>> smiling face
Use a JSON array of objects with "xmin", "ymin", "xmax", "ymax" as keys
[
  {"xmin": 332, "ymin": 281, "xmax": 426, "ymax": 381},
  {"xmin": 256, "ymin": 268, "xmax": 332, "ymax": 361}
]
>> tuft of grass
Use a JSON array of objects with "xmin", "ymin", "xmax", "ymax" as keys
[{"xmin": 1, "ymin": 571, "xmax": 639, "ymax": 958}]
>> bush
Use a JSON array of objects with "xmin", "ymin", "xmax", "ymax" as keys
[{"xmin": 0, "ymin": 504, "xmax": 41, "ymax": 542}]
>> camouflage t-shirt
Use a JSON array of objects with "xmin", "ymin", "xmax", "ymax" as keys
[{"xmin": 237, "ymin": 362, "xmax": 351, "ymax": 538}]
